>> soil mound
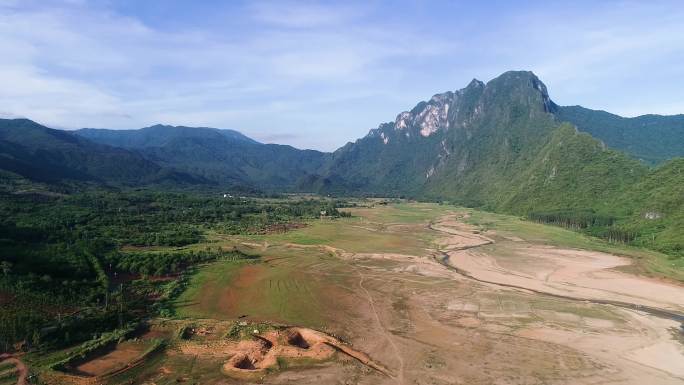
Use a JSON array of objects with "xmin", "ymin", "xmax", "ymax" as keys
[{"xmin": 176, "ymin": 326, "xmax": 391, "ymax": 379}]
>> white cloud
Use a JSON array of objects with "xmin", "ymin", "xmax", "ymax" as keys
[
  {"xmin": 249, "ymin": 1, "xmax": 367, "ymax": 28},
  {"xmin": 0, "ymin": 1, "xmax": 681, "ymax": 149},
  {"xmin": 0, "ymin": 1, "xmax": 459, "ymax": 149}
]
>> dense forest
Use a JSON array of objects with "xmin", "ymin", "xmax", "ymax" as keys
[{"xmin": 0, "ymin": 189, "xmax": 350, "ymax": 352}]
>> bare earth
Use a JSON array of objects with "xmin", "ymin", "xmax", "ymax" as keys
[
  {"xmin": 71, "ymin": 341, "xmax": 148, "ymax": 377},
  {"xmin": 449, "ymin": 245, "xmax": 684, "ymax": 311},
  {"xmin": 431, "ymin": 215, "xmax": 684, "ymax": 384},
  {"xmin": 243, "ymin": 212, "xmax": 684, "ymax": 384},
  {"xmin": 256, "ymin": 212, "xmax": 684, "ymax": 384}
]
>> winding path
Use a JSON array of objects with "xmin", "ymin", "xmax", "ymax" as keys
[
  {"xmin": 352, "ymin": 262, "xmax": 404, "ymax": 384},
  {"xmin": 426, "ymin": 220, "xmax": 684, "ymax": 324},
  {"xmin": 0, "ymin": 354, "xmax": 28, "ymax": 385}
]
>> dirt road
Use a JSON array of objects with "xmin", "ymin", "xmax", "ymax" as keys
[{"xmin": 0, "ymin": 354, "xmax": 28, "ymax": 385}]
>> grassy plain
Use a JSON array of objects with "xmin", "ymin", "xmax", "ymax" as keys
[
  {"xmin": 174, "ymin": 201, "xmax": 683, "ymax": 328},
  {"xmin": 174, "ymin": 246, "xmax": 353, "ymax": 327},
  {"xmin": 172, "ymin": 202, "xmax": 452, "ymax": 328}
]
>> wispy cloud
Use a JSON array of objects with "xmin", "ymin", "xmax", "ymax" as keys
[
  {"xmin": 249, "ymin": 1, "xmax": 367, "ymax": 28},
  {"xmin": 0, "ymin": 1, "xmax": 682, "ymax": 150}
]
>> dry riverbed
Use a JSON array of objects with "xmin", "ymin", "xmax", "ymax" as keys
[{"xmin": 77, "ymin": 204, "xmax": 683, "ymax": 385}]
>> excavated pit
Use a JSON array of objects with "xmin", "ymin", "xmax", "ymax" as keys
[
  {"xmin": 178, "ymin": 326, "xmax": 392, "ymax": 379},
  {"xmin": 254, "ymin": 335, "xmax": 273, "ymax": 350},
  {"xmin": 286, "ymin": 330, "xmax": 310, "ymax": 349},
  {"xmin": 230, "ymin": 354, "xmax": 256, "ymax": 370}
]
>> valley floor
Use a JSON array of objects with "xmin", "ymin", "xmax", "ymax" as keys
[
  {"xmin": 164, "ymin": 203, "xmax": 684, "ymax": 384},
  {"xmin": 31, "ymin": 202, "xmax": 684, "ymax": 385}
]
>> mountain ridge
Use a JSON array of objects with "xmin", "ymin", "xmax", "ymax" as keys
[
  {"xmin": 74, "ymin": 123, "xmax": 330, "ymax": 190},
  {"xmin": 552, "ymin": 105, "xmax": 684, "ymax": 164},
  {"xmin": 2, "ymin": 70, "xmax": 682, "ymax": 255},
  {"xmin": 0, "ymin": 118, "xmax": 206, "ymax": 187},
  {"xmin": 77, "ymin": 124, "xmax": 260, "ymax": 149},
  {"xmin": 3, "ymin": 70, "xmax": 684, "ymax": 196}
]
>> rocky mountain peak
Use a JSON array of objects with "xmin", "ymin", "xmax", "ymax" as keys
[
  {"xmin": 484, "ymin": 71, "xmax": 553, "ymax": 112},
  {"xmin": 393, "ymin": 90, "xmax": 456, "ymax": 137},
  {"xmin": 466, "ymin": 78, "xmax": 485, "ymax": 89}
]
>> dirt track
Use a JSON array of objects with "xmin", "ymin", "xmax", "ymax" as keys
[{"xmin": 0, "ymin": 354, "xmax": 28, "ymax": 385}]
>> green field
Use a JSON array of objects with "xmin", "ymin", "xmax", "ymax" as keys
[
  {"xmin": 244, "ymin": 203, "xmax": 448, "ymax": 255},
  {"xmin": 174, "ymin": 201, "xmax": 683, "ymax": 329},
  {"xmin": 172, "ymin": 203, "xmax": 453, "ymax": 327},
  {"xmin": 174, "ymin": 246, "xmax": 353, "ymax": 327}
]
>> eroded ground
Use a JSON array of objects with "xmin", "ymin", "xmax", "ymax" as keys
[
  {"xmin": 430, "ymin": 213, "xmax": 684, "ymax": 384},
  {"xmin": 440, "ymin": 214, "xmax": 683, "ymax": 311}
]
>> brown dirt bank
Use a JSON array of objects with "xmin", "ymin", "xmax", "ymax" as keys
[{"xmin": 178, "ymin": 326, "xmax": 392, "ymax": 380}]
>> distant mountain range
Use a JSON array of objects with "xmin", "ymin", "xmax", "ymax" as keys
[
  {"xmin": 76, "ymin": 124, "xmax": 329, "ymax": 189},
  {"xmin": 0, "ymin": 118, "xmax": 203, "ymax": 186},
  {"xmin": 1, "ymin": 71, "xmax": 682, "ymax": 251}
]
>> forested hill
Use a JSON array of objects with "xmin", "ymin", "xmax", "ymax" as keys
[
  {"xmin": 553, "ymin": 105, "xmax": 684, "ymax": 164},
  {"xmin": 75, "ymin": 125, "xmax": 330, "ymax": 189},
  {"xmin": 308, "ymin": 71, "xmax": 658, "ymax": 209},
  {"xmin": 0, "ymin": 118, "xmax": 203, "ymax": 187},
  {"xmin": 77, "ymin": 124, "xmax": 259, "ymax": 148}
]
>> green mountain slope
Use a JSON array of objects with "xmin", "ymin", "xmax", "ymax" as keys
[
  {"xmin": 498, "ymin": 124, "xmax": 648, "ymax": 214},
  {"xmin": 77, "ymin": 124, "xmax": 258, "ymax": 148},
  {"xmin": 0, "ymin": 119, "xmax": 201, "ymax": 186},
  {"xmin": 617, "ymin": 158, "xmax": 684, "ymax": 255},
  {"xmin": 3, "ymin": 70, "xmax": 681, "ymax": 259},
  {"xmin": 313, "ymin": 71, "xmax": 570, "ymax": 205},
  {"xmin": 421, "ymin": 73, "xmax": 560, "ymax": 206},
  {"xmin": 553, "ymin": 105, "xmax": 684, "ymax": 164},
  {"xmin": 75, "ymin": 125, "xmax": 330, "ymax": 190}
]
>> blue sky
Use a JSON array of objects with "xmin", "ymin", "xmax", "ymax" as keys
[{"xmin": 1, "ymin": 0, "xmax": 683, "ymax": 150}]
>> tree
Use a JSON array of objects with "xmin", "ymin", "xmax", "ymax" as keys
[
  {"xmin": 32, "ymin": 330, "xmax": 41, "ymax": 347},
  {"xmin": 0, "ymin": 261, "xmax": 11, "ymax": 276}
]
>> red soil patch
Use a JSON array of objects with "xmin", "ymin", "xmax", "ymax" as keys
[
  {"xmin": 232, "ymin": 264, "xmax": 262, "ymax": 288},
  {"xmin": 214, "ymin": 264, "xmax": 265, "ymax": 317},
  {"xmin": 179, "ymin": 327, "xmax": 391, "ymax": 379},
  {"xmin": 69, "ymin": 342, "xmax": 148, "ymax": 377},
  {"xmin": 220, "ymin": 328, "xmax": 336, "ymax": 378}
]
